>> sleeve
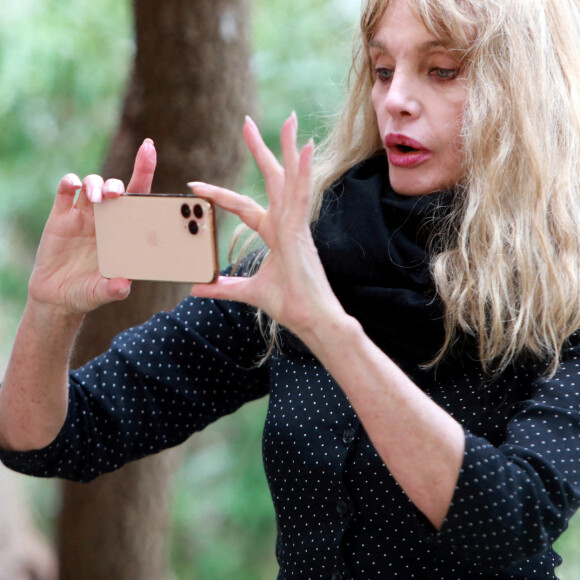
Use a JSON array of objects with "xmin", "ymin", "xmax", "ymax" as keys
[
  {"xmin": 0, "ymin": 294, "xmax": 270, "ymax": 482},
  {"xmin": 422, "ymin": 338, "xmax": 580, "ymax": 570}
]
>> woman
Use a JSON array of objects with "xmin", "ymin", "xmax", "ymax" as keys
[{"xmin": 1, "ymin": 0, "xmax": 580, "ymax": 577}]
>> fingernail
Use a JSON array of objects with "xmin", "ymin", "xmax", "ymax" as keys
[
  {"xmin": 66, "ymin": 173, "xmax": 82, "ymax": 189},
  {"xmin": 87, "ymin": 186, "xmax": 102, "ymax": 203},
  {"xmin": 104, "ymin": 181, "xmax": 124, "ymax": 195},
  {"xmin": 118, "ymin": 284, "xmax": 131, "ymax": 297},
  {"xmin": 290, "ymin": 112, "xmax": 298, "ymax": 136},
  {"xmin": 187, "ymin": 181, "xmax": 207, "ymax": 188},
  {"xmin": 245, "ymin": 115, "xmax": 256, "ymax": 127},
  {"xmin": 144, "ymin": 138, "xmax": 154, "ymax": 145}
]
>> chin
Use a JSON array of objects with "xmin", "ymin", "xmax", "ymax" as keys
[{"xmin": 389, "ymin": 170, "xmax": 456, "ymax": 197}]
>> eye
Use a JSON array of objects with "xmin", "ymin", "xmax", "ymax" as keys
[
  {"xmin": 375, "ymin": 67, "xmax": 393, "ymax": 82},
  {"xmin": 430, "ymin": 67, "xmax": 459, "ymax": 80}
]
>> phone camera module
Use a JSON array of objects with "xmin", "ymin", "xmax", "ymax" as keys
[
  {"xmin": 188, "ymin": 220, "xmax": 199, "ymax": 235},
  {"xmin": 193, "ymin": 203, "xmax": 204, "ymax": 219},
  {"xmin": 181, "ymin": 204, "xmax": 191, "ymax": 218}
]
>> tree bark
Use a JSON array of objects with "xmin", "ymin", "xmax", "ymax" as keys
[{"xmin": 58, "ymin": 0, "xmax": 254, "ymax": 578}]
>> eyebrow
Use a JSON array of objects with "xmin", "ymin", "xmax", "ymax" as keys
[{"xmin": 369, "ymin": 39, "xmax": 450, "ymax": 53}]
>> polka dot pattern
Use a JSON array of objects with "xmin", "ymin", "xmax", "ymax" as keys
[{"xmin": 2, "ymin": 298, "xmax": 580, "ymax": 579}]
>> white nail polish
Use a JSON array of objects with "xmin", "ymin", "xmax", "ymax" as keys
[{"xmin": 89, "ymin": 189, "xmax": 101, "ymax": 203}]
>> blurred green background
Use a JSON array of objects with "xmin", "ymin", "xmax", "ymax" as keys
[{"xmin": 0, "ymin": 0, "xmax": 578, "ymax": 578}]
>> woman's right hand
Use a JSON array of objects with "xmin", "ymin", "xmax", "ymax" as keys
[
  {"xmin": 27, "ymin": 139, "xmax": 157, "ymax": 317},
  {"xmin": 0, "ymin": 142, "xmax": 156, "ymax": 452}
]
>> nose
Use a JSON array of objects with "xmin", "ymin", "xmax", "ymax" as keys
[{"xmin": 384, "ymin": 70, "xmax": 421, "ymax": 119}]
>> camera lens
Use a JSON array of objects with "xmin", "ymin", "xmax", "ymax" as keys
[
  {"xmin": 193, "ymin": 203, "xmax": 204, "ymax": 219},
  {"xmin": 181, "ymin": 204, "xmax": 191, "ymax": 218},
  {"xmin": 188, "ymin": 220, "xmax": 199, "ymax": 235}
]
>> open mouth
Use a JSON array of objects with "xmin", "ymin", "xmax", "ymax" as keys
[
  {"xmin": 385, "ymin": 134, "xmax": 430, "ymax": 153},
  {"xmin": 395, "ymin": 144, "xmax": 420, "ymax": 153},
  {"xmin": 384, "ymin": 134, "xmax": 432, "ymax": 167}
]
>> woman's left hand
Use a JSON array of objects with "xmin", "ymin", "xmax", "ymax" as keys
[
  {"xmin": 193, "ymin": 115, "xmax": 466, "ymax": 532},
  {"xmin": 189, "ymin": 113, "xmax": 345, "ymax": 340}
]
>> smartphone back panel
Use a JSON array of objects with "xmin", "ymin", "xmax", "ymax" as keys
[{"xmin": 94, "ymin": 194, "xmax": 219, "ymax": 283}]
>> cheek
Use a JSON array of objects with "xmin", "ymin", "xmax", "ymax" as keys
[
  {"xmin": 441, "ymin": 125, "xmax": 466, "ymax": 186},
  {"xmin": 442, "ymin": 97, "xmax": 467, "ymax": 157},
  {"xmin": 371, "ymin": 84, "xmax": 383, "ymax": 119}
]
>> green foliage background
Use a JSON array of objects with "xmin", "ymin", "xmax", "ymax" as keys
[{"xmin": 0, "ymin": 0, "xmax": 578, "ymax": 578}]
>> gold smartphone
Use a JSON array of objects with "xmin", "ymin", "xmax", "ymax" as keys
[{"xmin": 94, "ymin": 194, "xmax": 219, "ymax": 283}]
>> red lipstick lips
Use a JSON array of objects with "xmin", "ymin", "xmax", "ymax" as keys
[{"xmin": 385, "ymin": 133, "xmax": 432, "ymax": 168}]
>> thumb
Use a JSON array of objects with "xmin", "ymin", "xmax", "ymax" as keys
[
  {"xmin": 191, "ymin": 276, "xmax": 259, "ymax": 308},
  {"xmin": 101, "ymin": 277, "xmax": 132, "ymax": 303}
]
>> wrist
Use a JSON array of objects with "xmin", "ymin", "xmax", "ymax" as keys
[
  {"xmin": 296, "ymin": 305, "xmax": 363, "ymax": 359},
  {"xmin": 25, "ymin": 296, "xmax": 85, "ymax": 329}
]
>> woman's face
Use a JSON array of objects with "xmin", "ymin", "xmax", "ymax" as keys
[{"xmin": 370, "ymin": 0, "xmax": 467, "ymax": 196}]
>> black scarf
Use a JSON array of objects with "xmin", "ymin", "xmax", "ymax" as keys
[{"xmin": 309, "ymin": 154, "xmax": 451, "ymax": 380}]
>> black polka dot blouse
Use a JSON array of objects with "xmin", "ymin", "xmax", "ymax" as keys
[{"xmin": 1, "ymin": 294, "xmax": 580, "ymax": 579}]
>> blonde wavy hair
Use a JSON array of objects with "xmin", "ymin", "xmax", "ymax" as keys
[{"xmin": 242, "ymin": 0, "xmax": 580, "ymax": 376}]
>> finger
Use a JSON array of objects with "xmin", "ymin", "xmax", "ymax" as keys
[
  {"xmin": 103, "ymin": 178, "xmax": 126, "ymax": 199},
  {"xmin": 188, "ymin": 182, "xmax": 266, "ymax": 232},
  {"xmin": 243, "ymin": 116, "xmax": 284, "ymax": 197},
  {"xmin": 88, "ymin": 275, "xmax": 132, "ymax": 305},
  {"xmin": 80, "ymin": 174, "xmax": 105, "ymax": 206},
  {"xmin": 104, "ymin": 278, "xmax": 132, "ymax": 300},
  {"xmin": 281, "ymin": 112, "xmax": 300, "ymax": 180},
  {"xmin": 127, "ymin": 138, "xmax": 157, "ymax": 194},
  {"xmin": 293, "ymin": 139, "xmax": 315, "ymax": 220},
  {"xmin": 53, "ymin": 173, "xmax": 82, "ymax": 213},
  {"xmin": 190, "ymin": 275, "xmax": 259, "ymax": 307}
]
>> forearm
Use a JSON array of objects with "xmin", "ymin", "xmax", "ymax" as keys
[
  {"xmin": 0, "ymin": 298, "xmax": 83, "ymax": 451},
  {"xmin": 300, "ymin": 312, "xmax": 465, "ymax": 530},
  {"xmin": 189, "ymin": 116, "xmax": 464, "ymax": 528}
]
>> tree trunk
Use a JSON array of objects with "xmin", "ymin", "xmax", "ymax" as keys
[{"xmin": 58, "ymin": 0, "xmax": 254, "ymax": 578}]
